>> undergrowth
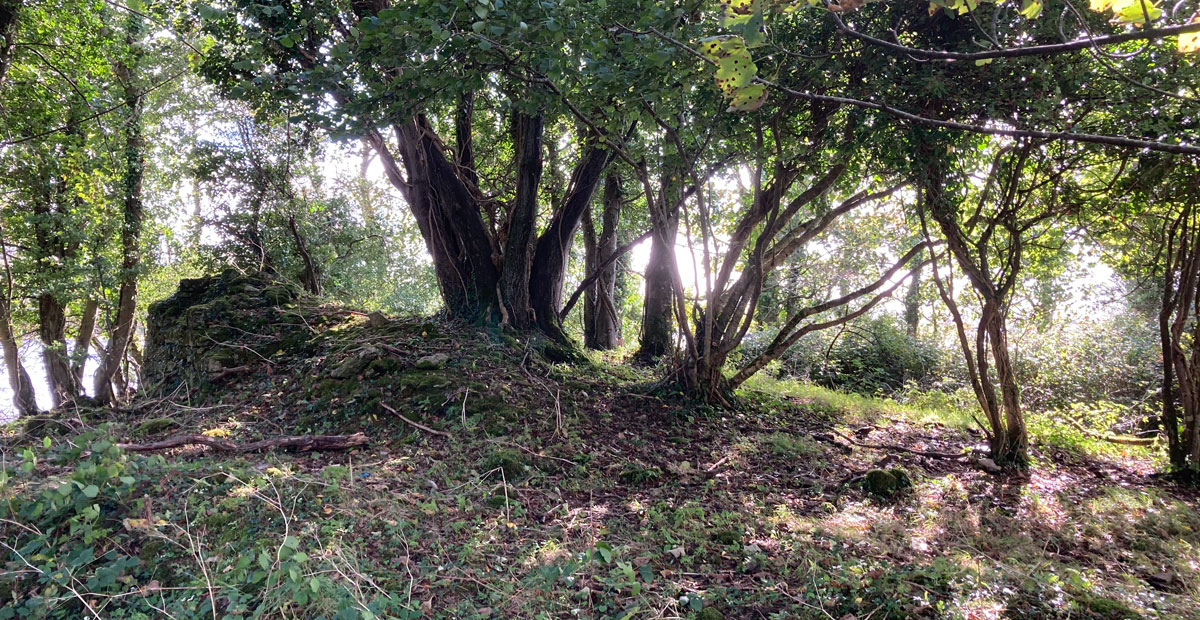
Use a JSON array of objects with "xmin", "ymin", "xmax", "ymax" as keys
[{"xmin": 0, "ymin": 289, "xmax": 1195, "ymax": 619}]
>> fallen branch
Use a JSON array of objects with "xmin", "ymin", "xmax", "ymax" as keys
[
  {"xmin": 1059, "ymin": 416, "xmax": 1158, "ymax": 447},
  {"xmin": 821, "ymin": 425, "xmax": 970, "ymax": 460},
  {"xmin": 210, "ymin": 365, "xmax": 252, "ymax": 382},
  {"xmin": 117, "ymin": 432, "xmax": 368, "ymax": 453},
  {"xmin": 380, "ymin": 403, "xmax": 452, "ymax": 438}
]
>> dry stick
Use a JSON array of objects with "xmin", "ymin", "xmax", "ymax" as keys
[
  {"xmin": 209, "ymin": 364, "xmax": 252, "ymax": 382},
  {"xmin": 379, "ymin": 403, "xmax": 452, "ymax": 438},
  {"xmin": 816, "ymin": 424, "xmax": 971, "ymax": 460},
  {"xmin": 117, "ymin": 432, "xmax": 368, "ymax": 453}
]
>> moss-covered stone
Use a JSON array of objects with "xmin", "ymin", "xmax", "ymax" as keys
[
  {"xmin": 330, "ymin": 355, "xmax": 371, "ymax": 380},
  {"xmin": 367, "ymin": 357, "xmax": 403, "ymax": 376},
  {"xmin": 133, "ymin": 418, "xmax": 177, "ymax": 436},
  {"xmin": 144, "ymin": 270, "xmax": 311, "ymax": 397},
  {"xmin": 202, "ymin": 349, "xmax": 242, "ymax": 373},
  {"xmin": 481, "ymin": 447, "xmax": 528, "ymax": 480},
  {"xmin": 1078, "ymin": 594, "xmax": 1144, "ymax": 619},
  {"xmin": 696, "ymin": 608, "xmax": 724, "ymax": 620},
  {"xmin": 863, "ymin": 467, "xmax": 913, "ymax": 498},
  {"xmin": 415, "ymin": 352, "xmax": 450, "ymax": 370},
  {"xmin": 262, "ymin": 285, "xmax": 296, "ymax": 305}
]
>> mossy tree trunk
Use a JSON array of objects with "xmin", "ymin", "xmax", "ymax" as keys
[{"xmin": 95, "ymin": 13, "xmax": 145, "ymax": 405}]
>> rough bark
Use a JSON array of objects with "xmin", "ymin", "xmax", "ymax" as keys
[
  {"xmin": 71, "ymin": 298, "xmax": 98, "ymax": 386},
  {"xmin": 38, "ymin": 293, "xmax": 78, "ymax": 407},
  {"xmin": 903, "ymin": 263, "xmax": 922, "ymax": 338},
  {"xmin": 0, "ymin": 307, "xmax": 37, "ymax": 417},
  {"xmin": 634, "ymin": 208, "xmax": 678, "ymax": 363},
  {"xmin": 365, "ymin": 104, "xmax": 611, "ymax": 338},
  {"xmin": 583, "ymin": 173, "xmax": 623, "ymax": 350},
  {"xmin": 528, "ymin": 143, "xmax": 613, "ymax": 340},
  {"xmin": 384, "ymin": 119, "xmax": 501, "ymax": 323},
  {"xmin": 95, "ymin": 25, "xmax": 145, "ymax": 405},
  {"xmin": 500, "ymin": 112, "xmax": 545, "ymax": 328},
  {"xmin": 1161, "ymin": 205, "xmax": 1200, "ymax": 470},
  {"xmin": 923, "ymin": 152, "xmax": 1029, "ymax": 467}
]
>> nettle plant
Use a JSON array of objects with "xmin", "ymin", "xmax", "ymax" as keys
[{"xmin": 1, "ymin": 431, "xmax": 150, "ymax": 619}]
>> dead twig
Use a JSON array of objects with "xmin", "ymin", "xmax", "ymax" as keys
[
  {"xmin": 380, "ymin": 403, "xmax": 452, "ymax": 438},
  {"xmin": 116, "ymin": 433, "xmax": 368, "ymax": 453}
]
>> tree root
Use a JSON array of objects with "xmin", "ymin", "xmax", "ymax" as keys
[{"xmin": 116, "ymin": 432, "xmax": 368, "ymax": 453}]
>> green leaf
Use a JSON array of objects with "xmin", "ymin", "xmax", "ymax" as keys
[
  {"xmin": 1019, "ymin": 0, "xmax": 1043, "ymax": 18},
  {"xmin": 82, "ymin": 485, "xmax": 99, "ymax": 498}
]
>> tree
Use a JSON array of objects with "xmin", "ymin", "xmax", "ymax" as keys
[
  {"xmin": 581, "ymin": 172, "xmax": 625, "ymax": 350},
  {"xmin": 94, "ymin": 10, "xmax": 148, "ymax": 405},
  {"xmin": 196, "ymin": 0, "xmax": 670, "ymax": 342}
]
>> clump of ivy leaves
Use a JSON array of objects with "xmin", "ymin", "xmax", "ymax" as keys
[{"xmin": 0, "ymin": 429, "xmax": 410, "ymax": 620}]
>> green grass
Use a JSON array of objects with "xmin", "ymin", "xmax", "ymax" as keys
[{"xmin": 741, "ymin": 374, "xmax": 981, "ymax": 430}]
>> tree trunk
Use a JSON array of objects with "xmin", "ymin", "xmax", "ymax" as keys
[
  {"xmin": 71, "ymin": 297, "xmax": 98, "ymax": 386},
  {"xmin": 0, "ymin": 306, "xmax": 37, "ymax": 417},
  {"xmin": 984, "ymin": 303, "xmax": 1028, "ymax": 464},
  {"xmin": 528, "ymin": 144, "xmax": 613, "ymax": 340},
  {"xmin": 903, "ymin": 263, "xmax": 922, "ymax": 338},
  {"xmin": 500, "ymin": 112, "xmax": 545, "ymax": 328},
  {"xmin": 583, "ymin": 173, "xmax": 623, "ymax": 350},
  {"xmin": 95, "ymin": 21, "xmax": 145, "ymax": 405},
  {"xmin": 287, "ymin": 213, "xmax": 321, "ymax": 295},
  {"xmin": 924, "ymin": 154, "xmax": 1028, "ymax": 466},
  {"xmin": 368, "ymin": 110, "xmax": 612, "ymax": 339},
  {"xmin": 0, "ymin": 0, "xmax": 17, "ymax": 88},
  {"xmin": 38, "ymin": 293, "xmax": 78, "ymax": 407},
  {"xmin": 1159, "ymin": 253, "xmax": 1185, "ymax": 467},
  {"xmin": 381, "ymin": 119, "xmax": 502, "ymax": 324},
  {"xmin": 634, "ymin": 210, "xmax": 678, "ymax": 364}
]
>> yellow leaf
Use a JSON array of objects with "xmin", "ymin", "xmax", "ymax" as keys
[
  {"xmin": 1090, "ymin": 0, "xmax": 1115, "ymax": 10},
  {"xmin": 122, "ymin": 518, "xmax": 150, "ymax": 530},
  {"xmin": 1181, "ymin": 30, "xmax": 1200, "ymax": 54}
]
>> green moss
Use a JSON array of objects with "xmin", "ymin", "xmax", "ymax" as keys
[
  {"xmin": 262, "ymin": 285, "xmax": 296, "ymax": 305},
  {"xmin": 619, "ymin": 464, "xmax": 663, "ymax": 485},
  {"xmin": 481, "ymin": 448, "xmax": 528, "ymax": 480},
  {"xmin": 1077, "ymin": 594, "xmax": 1143, "ymax": 619},
  {"xmin": 415, "ymin": 352, "xmax": 450, "ymax": 370},
  {"xmin": 133, "ymin": 418, "xmax": 177, "ymax": 436},
  {"xmin": 710, "ymin": 528, "xmax": 744, "ymax": 546},
  {"xmin": 321, "ymin": 465, "xmax": 349, "ymax": 483},
  {"xmin": 863, "ymin": 467, "xmax": 913, "ymax": 499},
  {"xmin": 396, "ymin": 370, "xmax": 453, "ymax": 393},
  {"xmin": 765, "ymin": 433, "xmax": 824, "ymax": 458},
  {"xmin": 201, "ymin": 349, "xmax": 241, "ymax": 373},
  {"xmin": 329, "ymin": 355, "xmax": 371, "ymax": 380},
  {"xmin": 367, "ymin": 358, "xmax": 403, "ymax": 375},
  {"xmin": 696, "ymin": 609, "xmax": 724, "ymax": 620}
]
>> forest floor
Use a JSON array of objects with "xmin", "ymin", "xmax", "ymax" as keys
[{"xmin": 2, "ymin": 279, "xmax": 1198, "ymax": 620}]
